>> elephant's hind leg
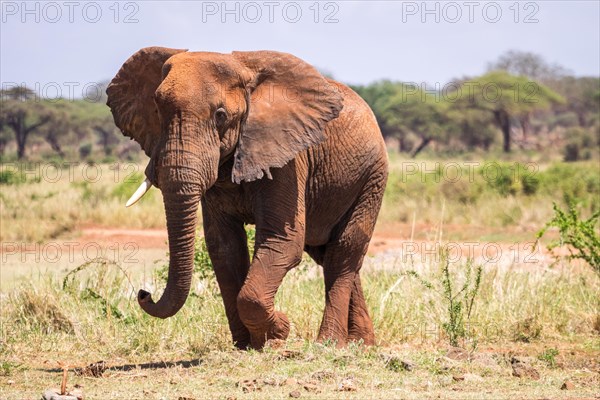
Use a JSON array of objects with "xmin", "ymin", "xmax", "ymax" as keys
[
  {"xmin": 317, "ymin": 169, "xmax": 385, "ymax": 346},
  {"xmin": 348, "ymin": 274, "xmax": 375, "ymax": 345}
]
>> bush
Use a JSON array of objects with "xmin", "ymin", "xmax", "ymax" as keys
[
  {"xmin": 480, "ymin": 162, "xmax": 539, "ymax": 196},
  {"xmin": 404, "ymin": 254, "xmax": 483, "ymax": 348},
  {"xmin": 538, "ymin": 348, "xmax": 559, "ymax": 368},
  {"xmin": 538, "ymin": 163, "xmax": 600, "ymax": 207},
  {"xmin": 563, "ymin": 127, "xmax": 597, "ymax": 162},
  {"xmin": 79, "ymin": 143, "xmax": 92, "ymax": 159},
  {"xmin": 537, "ymin": 203, "xmax": 600, "ymax": 273},
  {"xmin": 0, "ymin": 169, "xmax": 26, "ymax": 185},
  {"xmin": 563, "ymin": 143, "xmax": 580, "ymax": 162}
]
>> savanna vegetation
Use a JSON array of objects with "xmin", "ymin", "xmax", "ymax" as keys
[{"xmin": 0, "ymin": 50, "xmax": 598, "ymax": 399}]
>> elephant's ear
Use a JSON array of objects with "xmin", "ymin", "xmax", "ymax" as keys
[
  {"xmin": 231, "ymin": 51, "xmax": 344, "ymax": 183},
  {"xmin": 106, "ymin": 47, "xmax": 187, "ymax": 156}
]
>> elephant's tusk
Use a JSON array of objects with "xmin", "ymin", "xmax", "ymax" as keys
[{"xmin": 125, "ymin": 178, "xmax": 152, "ymax": 207}]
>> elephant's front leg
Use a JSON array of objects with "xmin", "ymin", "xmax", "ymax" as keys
[
  {"xmin": 203, "ymin": 206, "xmax": 251, "ymax": 349},
  {"xmin": 236, "ymin": 237, "xmax": 303, "ymax": 349},
  {"xmin": 236, "ymin": 166, "xmax": 306, "ymax": 349}
]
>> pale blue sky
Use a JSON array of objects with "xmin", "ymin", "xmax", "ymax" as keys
[{"xmin": 1, "ymin": 1, "xmax": 599, "ymax": 95}]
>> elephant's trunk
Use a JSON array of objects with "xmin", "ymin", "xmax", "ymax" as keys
[
  {"xmin": 137, "ymin": 189, "xmax": 200, "ymax": 318},
  {"xmin": 137, "ymin": 117, "xmax": 219, "ymax": 318}
]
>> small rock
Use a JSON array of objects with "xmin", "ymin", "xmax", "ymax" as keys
[
  {"xmin": 289, "ymin": 390, "xmax": 301, "ymax": 398},
  {"xmin": 70, "ymin": 389, "xmax": 83, "ymax": 400},
  {"xmin": 510, "ymin": 356, "xmax": 535, "ymax": 366},
  {"xmin": 262, "ymin": 378, "xmax": 277, "ymax": 386},
  {"xmin": 472, "ymin": 353, "xmax": 498, "ymax": 367},
  {"xmin": 561, "ymin": 380, "xmax": 575, "ymax": 390},
  {"xmin": 512, "ymin": 364, "xmax": 540, "ymax": 380},
  {"xmin": 337, "ymin": 378, "xmax": 357, "ymax": 392},
  {"xmin": 75, "ymin": 361, "xmax": 107, "ymax": 378},
  {"xmin": 279, "ymin": 350, "xmax": 303, "ymax": 360},
  {"xmin": 452, "ymin": 374, "xmax": 465, "ymax": 382},
  {"xmin": 471, "ymin": 353, "xmax": 504, "ymax": 374},
  {"xmin": 284, "ymin": 378, "xmax": 297, "ymax": 386},
  {"xmin": 7, "ymin": 380, "xmax": 14, "ymax": 385},
  {"xmin": 41, "ymin": 390, "xmax": 78, "ymax": 400},
  {"xmin": 311, "ymin": 370, "xmax": 336, "ymax": 381},
  {"xmin": 438, "ymin": 356, "xmax": 461, "ymax": 372},
  {"xmin": 238, "ymin": 379, "xmax": 260, "ymax": 393},
  {"xmin": 463, "ymin": 373, "xmax": 484, "ymax": 382},
  {"xmin": 383, "ymin": 354, "xmax": 415, "ymax": 372},
  {"xmin": 446, "ymin": 347, "xmax": 470, "ymax": 361},
  {"xmin": 401, "ymin": 360, "xmax": 415, "ymax": 371},
  {"xmin": 303, "ymin": 383, "xmax": 318, "ymax": 392}
]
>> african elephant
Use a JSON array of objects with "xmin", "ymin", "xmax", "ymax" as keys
[{"xmin": 106, "ymin": 47, "xmax": 388, "ymax": 349}]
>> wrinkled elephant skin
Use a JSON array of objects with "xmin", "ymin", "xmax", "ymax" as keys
[{"xmin": 106, "ymin": 47, "xmax": 388, "ymax": 349}]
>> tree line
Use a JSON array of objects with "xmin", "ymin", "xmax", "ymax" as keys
[
  {"xmin": 1, "ymin": 51, "xmax": 598, "ymax": 161},
  {"xmin": 352, "ymin": 50, "xmax": 599, "ymax": 158},
  {"xmin": 0, "ymin": 82, "xmax": 138, "ymax": 161}
]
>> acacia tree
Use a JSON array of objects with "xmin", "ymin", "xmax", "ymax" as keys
[
  {"xmin": 38, "ymin": 108, "xmax": 71, "ymax": 158},
  {"xmin": 351, "ymin": 80, "xmax": 410, "ymax": 150},
  {"xmin": 450, "ymin": 72, "xmax": 564, "ymax": 152},
  {"xmin": 487, "ymin": 50, "xmax": 570, "ymax": 83},
  {"xmin": 548, "ymin": 76, "xmax": 600, "ymax": 127},
  {"xmin": 445, "ymin": 107, "xmax": 497, "ymax": 151},
  {"xmin": 381, "ymin": 84, "xmax": 450, "ymax": 157},
  {"xmin": 487, "ymin": 50, "xmax": 572, "ymax": 139},
  {"xmin": 0, "ymin": 87, "xmax": 52, "ymax": 159}
]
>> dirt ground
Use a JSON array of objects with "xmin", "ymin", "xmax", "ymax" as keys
[{"xmin": 1, "ymin": 224, "xmax": 597, "ymax": 400}]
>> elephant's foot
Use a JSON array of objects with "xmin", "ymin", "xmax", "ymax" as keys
[
  {"xmin": 316, "ymin": 319, "xmax": 348, "ymax": 348},
  {"xmin": 248, "ymin": 311, "xmax": 290, "ymax": 349},
  {"xmin": 347, "ymin": 281, "xmax": 375, "ymax": 346},
  {"xmin": 347, "ymin": 317, "xmax": 375, "ymax": 346},
  {"xmin": 316, "ymin": 333, "xmax": 347, "ymax": 348},
  {"xmin": 232, "ymin": 329, "xmax": 251, "ymax": 350}
]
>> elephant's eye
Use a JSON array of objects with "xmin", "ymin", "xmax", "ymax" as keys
[{"xmin": 215, "ymin": 107, "xmax": 228, "ymax": 128}]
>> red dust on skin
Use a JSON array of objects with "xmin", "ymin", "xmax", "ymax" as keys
[{"xmin": 106, "ymin": 46, "xmax": 389, "ymax": 349}]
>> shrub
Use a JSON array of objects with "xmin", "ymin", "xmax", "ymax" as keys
[
  {"xmin": 563, "ymin": 127, "xmax": 597, "ymax": 162},
  {"xmin": 538, "ymin": 163, "xmax": 600, "ymax": 207},
  {"xmin": 563, "ymin": 143, "xmax": 580, "ymax": 162},
  {"xmin": 79, "ymin": 143, "xmax": 92, "ymax": 159},
  {"xmin": 537, "ymin": 202, "xmax": 600, "ymax": 273},
  {"xmin": 480, "ymin": 162, "xmax": 539, "ymax": 196},
  {"xmin": 538, "ymin": 348, "xmax": 559, "ymax": 368},
  {"xmin": 0, "ymin": 169, "xmax": 26, "ymax": 185},
  {"xmin": 404, "ymin": 254, "xmax": 483, "ymax": 347}
]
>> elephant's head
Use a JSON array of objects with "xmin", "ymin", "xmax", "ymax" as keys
[{"xmin": 106, "ymin": 47, "xmax": 343, "ymax": 318}]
